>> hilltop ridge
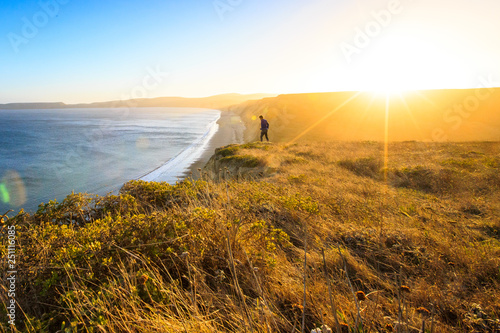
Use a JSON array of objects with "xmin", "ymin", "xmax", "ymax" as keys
[{"xmin": 224, "ymin": 89, "xmax": 500, "ymax": 142}]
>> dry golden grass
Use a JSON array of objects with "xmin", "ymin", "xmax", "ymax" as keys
[
  {"xmin": 1, "ymin": 141, "xmax": 499, "ymax": 332},
  {"xmin": 228, "ymin": 89, "xmax": 500, "ymax": 143}
]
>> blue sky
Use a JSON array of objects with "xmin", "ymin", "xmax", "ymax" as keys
[{"xmin": 1, "ymin": 0, "xmax": 500, "ymax": 103}]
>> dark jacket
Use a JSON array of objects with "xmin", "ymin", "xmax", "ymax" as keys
[{"xmin": 260, "ymin": 119, "xmax": 269, "ymax": 131}]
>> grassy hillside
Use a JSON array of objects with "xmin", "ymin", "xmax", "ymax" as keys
[
  {"xmin": 2, "ymin": 141, "xmax": 499, "ymax": 332},
  {"xmin": 224, "ymin": 89, "xmax": 500, "ymax": 142}
]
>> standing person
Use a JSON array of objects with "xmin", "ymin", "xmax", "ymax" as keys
[{"xmin": 259, "ymin": 115, "xmax": 269, "ymax": 142}]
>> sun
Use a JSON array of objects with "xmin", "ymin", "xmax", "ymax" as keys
[
  {"xmin": 350, "ymin": 28, "xmax": 472, "ymax": 94},
  {"xmin": 367, "ymin": 87, "xmax": 411, "ymax": 98}
]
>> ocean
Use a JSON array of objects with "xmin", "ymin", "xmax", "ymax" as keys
[{"xmin": 0, "ymin": 107, "xmax": 220, "ymax": 214}]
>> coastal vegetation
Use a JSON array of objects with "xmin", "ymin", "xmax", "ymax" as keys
[{"xmin": 1, "ymin": 140, "xmax": 499, "ymax": 332}]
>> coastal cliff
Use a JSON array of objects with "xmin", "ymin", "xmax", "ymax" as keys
[
  {"xmin": 203, "ymin": 143, "xmax": 276, "ymax": 181},
  {"xmin": 224, "ymin": 89, "xmax": 500, "ymax": 142}
]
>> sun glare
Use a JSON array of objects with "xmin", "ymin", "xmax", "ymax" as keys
[
  {"xmin": 350, "ymin": 28, "xmax": 472, "ymax": 95},
  {"xmin": 368, "ymin": 88, "xmax": 410, "ymax": 98}
]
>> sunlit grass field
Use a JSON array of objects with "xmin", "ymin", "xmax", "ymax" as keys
[{"xmin": 1, "ymin": 141, "xmax": 500, "ymax": 332}]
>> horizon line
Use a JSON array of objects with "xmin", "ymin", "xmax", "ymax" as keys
[{"xmin": 2, "ymin": 86, "xmax": 500, "ymax": 105}]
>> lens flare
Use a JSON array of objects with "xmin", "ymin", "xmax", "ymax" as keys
[
  {"xmin": 1, "ymin": 170, "xmax": 27, "ymax": 207},
  {"xmin": 0, "ymin": 183, "xmax": 10, "ymax": 203},
  {"xmin": 135, "ymin": 137, "xmax": 150, "ymax": 149},
  {"xmin": 289, "ymin": 91, "xmax": 362, "ymax": 144}
]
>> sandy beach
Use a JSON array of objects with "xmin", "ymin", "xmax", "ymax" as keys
[{"xmin": 183, "ymin": 110, "xmax": 246, "ymax": 179}]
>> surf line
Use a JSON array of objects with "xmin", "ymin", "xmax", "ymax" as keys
[{"xmin": 138, "ymin": 111, "xmax": 221, "ymax": 182}]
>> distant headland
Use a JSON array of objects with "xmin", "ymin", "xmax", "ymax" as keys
[{"xmin": 0, "ymin": 93, "xmax": 275, "ymax": 110}]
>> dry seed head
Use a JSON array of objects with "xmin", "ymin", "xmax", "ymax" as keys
[
  {"xmin": 138, "ymin": 274, "xmax": 149, "ymax": 285},
  {"xmin": 215, "ymin": 269, "xmax": 226, "ymax": 283},
  {"xmin": 400, "ymin": 285, "xmax": 411, "ymax": 293},
  {"xmin": 416, "ymin": 307, "xmax": 431, "ymax": 317},
  {"xmin": 356, "ymin": 290, "xmax": 367, "ymax": 301},
  {"xmin": 311, "ymin": 325, "xmax": 332, "ymax": 333}
]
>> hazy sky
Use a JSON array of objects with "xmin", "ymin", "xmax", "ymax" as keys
[{"xmin": 1, "ymin": 0, "xmax": 500, "ymax": 103}]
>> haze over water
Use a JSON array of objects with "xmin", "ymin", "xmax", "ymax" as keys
[{"xmin": 0, "ymin": 107, "xmax": 220, "ymax": 213}]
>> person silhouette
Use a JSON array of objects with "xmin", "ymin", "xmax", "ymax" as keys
[{"xmin": 259, "ymin": 115, "xmax": 269, "ymax": 142}]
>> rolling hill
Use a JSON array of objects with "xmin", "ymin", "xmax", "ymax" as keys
[{"xmin": 225, "ymin": 89, "xmax": 500, "ymax": 142}]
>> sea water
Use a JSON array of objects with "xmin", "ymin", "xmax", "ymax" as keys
[{"xmin": 0, "ymin": 107, "xmax": 220, "ymax": 213}]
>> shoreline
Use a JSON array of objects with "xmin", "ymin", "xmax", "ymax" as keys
[
  {"xmin": 137, "ymin": 109, "xmax": 245, "ymax": 184},
  {"xmin": 182, "ymin": 110, "xmax": 246, "ymax": 180},
  {"xmin": 3, "ymin": 110, "xmax": 246, "ymax": 214}
]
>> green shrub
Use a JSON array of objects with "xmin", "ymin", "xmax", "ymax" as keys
[
  {"xmin": 440, "ymin": 158, "xmax": 477, "ymax": 171},
  {"xmin": 220, "ymin": 155, "xmax": 263, "ymax": 168},
  {"xmin": 215, "ymin": 145, "xmax": 240, "ymax": 157}
]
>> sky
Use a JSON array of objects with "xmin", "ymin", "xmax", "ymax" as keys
[{"xmin": 1, "ymin": 0, "xmax": 500, "ymax": 103}]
